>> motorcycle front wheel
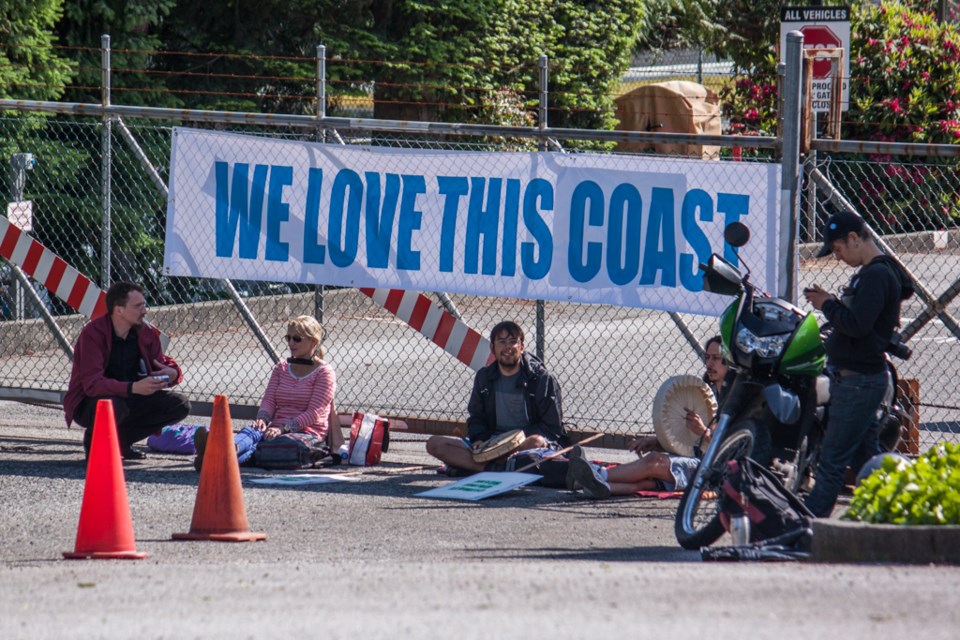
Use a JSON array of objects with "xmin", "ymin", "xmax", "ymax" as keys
[{"xmin": 674, "ymin": 429, "xmax": 755, "ymax": 550}]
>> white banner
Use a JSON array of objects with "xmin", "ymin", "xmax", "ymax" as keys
[{"xmin": 165, "ymin": 127, "xmax": 781, "ymax": 315}]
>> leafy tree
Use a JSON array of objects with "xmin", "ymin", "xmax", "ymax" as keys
[
  {"xmin": 363, "ymin": 0, "xmax": 644, "ymax": 134},
  {"xmin": 1, "ymin": 0, "xmax": 78, "ymax": 305},
  {"xmin": 848, "ymin": 1, "xmax": 960, "ymax": 144},
  {"xmin": 634, "ymin": 0, "xmax": 726, "ymax": 54},
  {"xmin": 57, "ymin": 0, "xmax": 177, "ymax": 106},
  {"xmin": 157, "ymin": 1, "xmax": 376, "ymax": 113},
  {"xmin": 0, "ymin": 0, "xmax": 74, "ymax": 101}
]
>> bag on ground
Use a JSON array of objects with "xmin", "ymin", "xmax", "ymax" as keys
[
  {"xmin": 505, "ymin": 447, "xmax": 566, "ymax": 486},
  {"xmin": 719, "ymin": 457, "xmax": 814, "ymax": 545},
  {"xmin": 146, "ymin": 424, "xmax": 204, "ymax": 455},
  {"xmin": 251, "ymin": 432, "xmax": 332, "ymax": 470},
  {"xmin": 348, "ymin": 412, "xmax": 390, "ymax": 466}
]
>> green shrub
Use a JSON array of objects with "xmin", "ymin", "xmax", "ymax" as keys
[{"xmin": 844, "ymin": 442, "xmax": 960, "ymax": 525}]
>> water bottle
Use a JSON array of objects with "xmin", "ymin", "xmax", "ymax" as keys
[
  {"xmin": 730, "ymin": 514, "xmax": 751, "ymax": 546},
  {"xmin": 338, "ymin": 443, "xmax": 349, "ymax": 462}
]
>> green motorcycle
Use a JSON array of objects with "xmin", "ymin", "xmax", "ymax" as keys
[{"xmin": 674, "ymin": 222, "xmax": 828, "ymax": 550}]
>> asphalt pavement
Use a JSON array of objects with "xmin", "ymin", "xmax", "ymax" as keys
[{"xmin": 1, "ymin": 400, "xmax": 959, "ymax": 640}]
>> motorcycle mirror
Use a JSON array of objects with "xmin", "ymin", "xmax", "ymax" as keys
[
  {"xmin": 724, "ymin": 222, "xmax": 750, "ymax": 248},
  {"xmin": 701, "ymin": 254, "xmax": 743, "ymax": 295}
]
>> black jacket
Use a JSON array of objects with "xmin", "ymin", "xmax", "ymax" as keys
[
  {"xmin": 466, "ymin": 352, "xmax": 565, "ymax": 445},
  {"xmin": 821, "ymin": 255, "xmax": 914, "ymax": 374}
]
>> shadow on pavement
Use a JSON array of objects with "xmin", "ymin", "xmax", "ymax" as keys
[{"xmin": 465, "ymin": 545, "xmax": 697, "ymax": 563}]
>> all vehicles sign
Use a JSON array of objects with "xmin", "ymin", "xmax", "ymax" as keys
[{"xmin": 780, "ymin": 6, "xmax": 851, "ymax": 112}]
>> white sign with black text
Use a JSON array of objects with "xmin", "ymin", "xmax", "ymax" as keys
[{"xmin": 780, "ymin": 6, "xmax": 851, "ymax": 112}]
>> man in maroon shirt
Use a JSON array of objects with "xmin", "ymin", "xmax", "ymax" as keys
[{"xmin": 63, "ymin": 281, "xmax": 190, "ymax": 460}]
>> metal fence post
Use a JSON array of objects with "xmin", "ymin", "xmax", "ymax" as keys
[
  {"xmin": 8, "ymin": 153, "xmax": 31, "ymax": 320},
  {"xmin": 100, "ymin": 34, "xmax": 112, "ymax": 288},
  {"xmin": 316, "ymin": 43, "xmax": 327, "ymax": 320},
  {"xmin": 780, "ymin": 32, "xmax": 804, "ymax": 303},
  {"xmin": 538, "ymin": 54, "xmax": 548, "ymax": 144},
  {"xmin": 536, "ymin": 54, "xmax": 549, "ymax": 361},
  {"xmin": 697, "ymin": 45, "xmax": 704, "ymax": 85},
  {"xmin": 317, "ymin": 44, "xmax": 326, "ymax": 139}
]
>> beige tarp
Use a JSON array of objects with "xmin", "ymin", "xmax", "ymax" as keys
[{"xmin": 614, "ymin": 80, "xmax": 721, "ymax": 159}]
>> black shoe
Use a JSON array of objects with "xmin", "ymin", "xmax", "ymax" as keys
[
  {"xmin": 121, "ymin": 447, "xmax": 147, "ymax": 460},
  {"xmin": 82, "ymin": 428, "xmax": 93, "ymax": 461},
  {"xmin": 193, "ymin": 428, "xmax": 208, "ymax": 472},
  {"xmin": 570, "ymin": 456, "xmax": 611, "ymax": 499},
  {"xmin": 565, "ymin": 445, "xmax": 584, "ymax": 491},
  {"xmin": 439, "ymin": 464, "xmax": 474, "ymax": 478}
]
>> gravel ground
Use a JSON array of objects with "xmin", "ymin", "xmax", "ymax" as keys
[{"xmin": 2, "ymin": 400, "xmax": 959, "ymax": 640}]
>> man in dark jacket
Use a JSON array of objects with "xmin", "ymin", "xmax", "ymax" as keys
[
  {"xmin": 64, "ymin": 281, "xmax": 190, "ymax": 460},
  {"xmin": 425, "ymin": 320, "xmax": 564, "ymax": 473},
  {"xmin": 802, "ymin": 209, "xmax": 914, "ymax": 517}
]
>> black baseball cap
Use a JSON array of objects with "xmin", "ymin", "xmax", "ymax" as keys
[{"xmin": 816, "ymin": 210, "xmax": 866, "ymax": 257}]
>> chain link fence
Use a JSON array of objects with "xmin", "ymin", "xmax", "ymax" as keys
[
  {"xmin": 0, "ymin": 113, "xmax": 729, "ymax": 440},
  {"xmin": 1, "ymin": 110, "xmax": 958, "ymax": 450}
]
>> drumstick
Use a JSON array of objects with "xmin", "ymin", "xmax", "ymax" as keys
[{"xmin": 514, "ymin": 432, "xmax": 604, "ymax": 473}]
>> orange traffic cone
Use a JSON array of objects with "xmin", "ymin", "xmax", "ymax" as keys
[
  {"xmin": 173, "ymin": 395, "xmax": 266, "ymax": 542},
  {"xmin": 64, "ymin": 399, "xmax": 149, "ymax": 559}
]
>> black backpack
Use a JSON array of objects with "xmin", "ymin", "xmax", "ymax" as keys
[
  {"xmin": 718, "ymin": 457, "xmax": 814, "ymax": 545},
  {"xmin": 250, "ymin": 432, "xmax": 337, "ymax": 470}
]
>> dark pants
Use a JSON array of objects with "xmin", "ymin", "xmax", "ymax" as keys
[
  {"xmin": 76, "ymin": 391, "xmax": 191, "ymax": 452},
  {"xmin": 804, "ymin": 371, "xmax": 889, "ymax": 517}
]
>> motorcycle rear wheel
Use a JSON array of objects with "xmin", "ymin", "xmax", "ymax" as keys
[{"xmin": 674, "ymin": 429, "xmax": 755, "ymax": 550}]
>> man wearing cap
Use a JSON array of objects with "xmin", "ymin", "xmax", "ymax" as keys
[{"xmin": 802, "ymin": 208, "xmax": 914, "ymax": 517}]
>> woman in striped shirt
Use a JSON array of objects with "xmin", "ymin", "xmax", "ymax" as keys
[{"xmin": 194, "ymin": 315, "xmax": 338, "ymax": 470}]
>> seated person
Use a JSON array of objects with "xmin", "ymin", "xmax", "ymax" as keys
[
  {"xmin": 425, "ymin": 320, "xmax": 565, "ymax": 474},
  {"xmin": 569, "ymin": 335, "xmax": 730, "ymax": 498},
  {"xmin": 194, "ymin": 315, "xmax": 337, "ymax": 470}
]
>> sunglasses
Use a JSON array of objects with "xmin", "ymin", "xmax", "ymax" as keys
[{"xmin": 284, "ymin": 335, "xmax": 305, "ymax": 343}]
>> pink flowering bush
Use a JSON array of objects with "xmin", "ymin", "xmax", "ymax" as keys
[
  {"xmin": 848, "ymin": 2, "xmax": 960, "ymax": 145},
  {"xmin": 721, "ymin": 1, "xmax": 960, "ymax": 146},
  {"xmin": 845, "ymin": 2, "xmax": 960, "ymax": 229},
  {"xmin": 719, "ymin": 1, "xmax": 960, "ymax": 228}
]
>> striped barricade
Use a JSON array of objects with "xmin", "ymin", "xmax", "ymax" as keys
[{"xmin": 359, "ymin": 288, "xmax": 493, "ymax": 372}]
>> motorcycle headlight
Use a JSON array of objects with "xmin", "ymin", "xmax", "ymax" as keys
[{"xmin": 735, "ymin": 327, "xmax": 790, "ymax": 358}]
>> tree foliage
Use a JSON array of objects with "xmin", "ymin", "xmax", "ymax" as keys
[
  {"xmin": 57, "ymin": 0, "xmax": 177, "ymax": 105},
  {"xmin": 156, "ymin": 1, "xmax": 645, "ymax": 132},
  {"xmin": 365, "ymin": 1, "xmax": 645, "ymax": 131},
  {"xmin": 0, "ymin": 0, "xmax": 74, "ymax": 101}
]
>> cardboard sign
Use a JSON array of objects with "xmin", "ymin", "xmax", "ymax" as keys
[{"xmin": 416, "ymin": 472, "xmax": 541, "ymax": 501}]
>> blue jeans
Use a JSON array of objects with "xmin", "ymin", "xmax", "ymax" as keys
[
  {"xmin": 235, "ymin": 426, "xmax": 264, "ymax": 464},
  {"xmin": 804, "ymin": 371, "xmax": 890, "ymax": 517}
]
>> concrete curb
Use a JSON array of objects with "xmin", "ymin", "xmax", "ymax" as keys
[{"xmin": 812, "ymin": 518, "xmax": 960, "ymax": 564}]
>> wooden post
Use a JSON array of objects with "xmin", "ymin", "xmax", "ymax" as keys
[{"xmin": 896, "ymin": 378, "xmax": 921, "ymax": 456}]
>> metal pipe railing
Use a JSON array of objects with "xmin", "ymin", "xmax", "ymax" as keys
[{"xmin": 0, "ymin": 98, "xmax": 780, "ymax": 150}]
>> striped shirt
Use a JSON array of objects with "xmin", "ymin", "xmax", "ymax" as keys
[{"xmin": 258, "ymin": 360, "xmax": 336, "ymax": 438}]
